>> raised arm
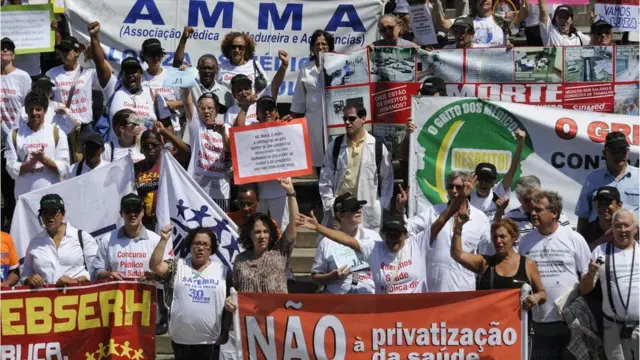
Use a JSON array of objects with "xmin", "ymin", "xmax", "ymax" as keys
[
  {"xmin": 181, "ymin": 87, "xmax": 195, "ymax": 123},
  {"xmin": 296, "ymin": 212, "xmax": 361, "ymax": 252},
  {"xmin": 149, "ymin": 225, "xmax": 173, "ymax": 277},
  {"xmin": 400, "ymin": 118, "xmax": 415, "ymax": 162},
  {"xmin": 88, "ymin": 21, "xmax": 112, "ymax": 88},
  {"xmin": 502, "ymin": 129, "xmax": 526, "ymax": 192},
  {"xmin": 515, "ymin": 0, "xmax": 530, "ymax": 24},
  {"xmin": 430, "ymin": 174, "xmax": 477, "ymax": 244},
  {"xmin": 450, "ymin": 212, "xmax": 486, "ymax": 273},
  {"xmin": 579, "ymin": 258, "xmax": 600, "ymax": 295},
  {"xmin": 269, "ymin": 50, "xmax": 289, "ymax": 100},
  {"xmin": 156, "ymin": 121, "xmax": 189, "ymax": 155},
  {"xmin": 538, "ymin": 0, "xmax": 550, "ymax": 25},
  {"xmin": 173, "ymin": 27, "xmax": 194, "ymax": 68},
  {"xmin": 280, "ymin": 177, "xmax": 298, "ymax": 242},
  {"xmin": 429, "ymin": 0, "xmax": 453, "ymax": 29}
]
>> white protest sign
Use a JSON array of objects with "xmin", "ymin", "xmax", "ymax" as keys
[
  {"xmin": 0, "ymin": 4, "xmax": 54, "ymax": 54},
  {"xmin": 409, "ymin": 3, "xmax": 438, "ymax": 45},
  {"xmin": 229, "ymin": 118, "xmax": 312, "ymax": 184},
  {"xmin": 595, "ymin": 0, "xmax": 639, "ymax": 32},
  {"xmin": 333, "ymin": 247, "xmax": 370, "ymax": 272},
  {"xmin": 163, "ymin": 67, "xmax": 197, "ymax": 88}
]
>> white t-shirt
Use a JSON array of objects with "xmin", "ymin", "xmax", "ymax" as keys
[
  {"xmin": 470, "ymin": 180, "xmax": 509, "ymax": 220},
  {"xmin": 186, "ymin": 106, "xmax": 230, "ymax": 200},
  {"xmin": 504, "ymin": 207, "xmax": 572, "ymax": 249},
  {"xmin": 409, "ymin": 203, "xmax": 491, "ymax": 292},
  {"xmin": 65, "ymin": 159, "xmax": 109, "ymax": 179},
  {"xmin": 471, "ymin": 16, "xmax": 505, "ymax": 47},
  {"xmin": 46, "ymin": 65, "xmax": 99, "ymax": 125},
  {"xmin": 312, "ymin": 228, "xmax": 376, "ymax": 294},
  {"xmin": 540, "ymin": 20, "xmax": 591, "ymax": 46},
  {"xmin": 102, "ymin": 141, "xmax": 145, "ymax": 163},
  {"xmin": 217, "ymin": 60, "xmax": 269, "ymax": 90},
  {"xmin": 1, "ymin": 68, "xmax": 31, "ymax": 137},
  {"xmin": 358, "ymin": 229, "xmax": 430, "ymax": 294},
  {"xmin": 170, "ymin": 257, "xmax": 227, "ymax": 344},
  {"xmin": 4, "ymin": 122, "xmax": 70, "ymax": 198},
  {"xmin": 518, "ymin": 226, "xmax": 591, "ymax": 323},
  {"xmin": 187, "ymin": 79, "xmax": 235, "ymax": 124},
  {"xmin": 592, "ymin": 243, "xmax": 639, "ymax": 321},
  {"xmin": 104, "ymin": 77, "xmax": 157, "ymax": 142},
  {"xmin": 142, "ymin": 69, "xmax": 181, "ymax": 133},
  {"xmin": 223, "ymin": 87, "xmax": 268, "ymax": 127}
]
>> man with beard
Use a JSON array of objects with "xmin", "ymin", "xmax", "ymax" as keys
[
  {"xmin": 576, "ymin": 132, "xmax": 639, "ymax": 236},
  {"xmin": 537, "ymin": 2, "xmax": 591, "ymax": 46}
]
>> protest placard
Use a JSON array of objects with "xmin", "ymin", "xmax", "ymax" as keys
[
  {"xmin": 162, "ymin": 67, "xmax": 198, "ymax": 88},
  {"xmin": 0, "ymin": 281, "xmax": 156, "ymax": 360},
  {"xmin": 594, "ymin": 0, "xmax": 639, "ymax": 32},
  {"xmin": 229, "ymin": 118, "xmax": 312, "ymax": 184},
  {"xmin": 236, "ymin": 289, "xmax": 526, "ymax": 359},
  {"xmin": 0, "ymin": 4, "xmax": 54, "ymax": 55},
  {"xmin": 409, "ymin": 3, "xmax": 438, "ymax": 45}
]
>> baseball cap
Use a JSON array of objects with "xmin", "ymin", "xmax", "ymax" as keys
[
  {"xmin": 81, "ymin": 133, "xmax": 105, "ymax": 146},
  {"xmin": 333, "ymin": 193, "xmax": 367, "ymax": 214},
  {"xmin": 257, "ymin": 96, "xmax": 277, "ymax": 112},
  {"xmin": 1, "ymin": 37, "xmax": 15, "ymax": 51},
  {"xmin": 197, "ymin": 92, "xmax": 226, "ymax": 114},
  {"xmin": 120, "ymin": 57, "xmax": 143, "ymax": 73},
  {"xmin": 381, "ymin": 215, "xmax": 406, "ymax": 233},
  {"xmin": 55, "ymin": 36, "xmax": 82, "ymax": 52},
  {"xmin": 141, "ymin": 38, "xmax": 164, "ymax": 55},
  {"xmin": 605, "ymin": 132, "xmax": 630, "ymax": 149},
  {"xmin": 475, "ymin": 162, "xmax": 498, "ymax": 179},
  {"xmin": 554, "ymin": 5, "xmax": 574, "ymax": 18},
  {"xmin": 594, "ymin": 186, "xmax": 621, "ymax": 202},
  {"xmin": 39, "ymin": 194, "xmax": 65, "ymax": 211},
  {"xmin": 32, "ymin": 75, "xmax": 56, "ymax": 89},
  {"xmin": 420, "ymin": 77, "xmax": 447, "ymax": 96},
  {"xmin": 451, "ymin": 17, "xmax": 474, "ymax": 30},
  {"xmin": 230, "ymin": 74, "xmax": 253, "ymax": 90},
  {"xmin": 591, "ymin": 19, "xmax": 613, "ymax": 34},
  {"xmin": 120, "ymin": 193, "xmax": 143, "ymax": 210}
]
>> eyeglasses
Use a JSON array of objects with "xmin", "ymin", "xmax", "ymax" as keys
[
  {"xmin": 446, "ymin": 184, "xmax": 464, "ymax": 190},
  {"xmin": 379, "ymin": 25, "xmax": 396, "ymax": 33},
  {"xmin": 239, "ymin": 201, "xmax": 257, "ymax": 208},
  {"xmin": 343, "ymin": 116, "xmax": 358, "ymax": 122},
  {"xmin": 595, "ymin": 31, "xmax": 611, "ymax": 36},
  {"xmin": 192, "ymin": 242, "xmax": 211, "ymax": 250},
  {"xmin": 259, "ymin": 106, "xmax": 276, "ymax": 113},
  {"xmin": 231, "ymin": 44, "xmax": 245, "ymax": 50},
  {"xmin": 39, "ymin": 209, "xmax": 61, "ymax": 217},
  {"xmin": 123, "ymin": 206, "xmax": 143, "ymax": 214}
]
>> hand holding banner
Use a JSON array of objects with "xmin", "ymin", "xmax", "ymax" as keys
[
  {"xmin": 229, "ymin": 118, "xmax": 313, "ymax": 185},
  {"xmin": 162, "ymin": 67, "xmax": 198, "ymax": 88}
]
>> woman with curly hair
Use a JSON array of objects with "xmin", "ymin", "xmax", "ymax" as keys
[{"xmin": 217, "ymin": 32, "xmax": 268, "ymax": 91}]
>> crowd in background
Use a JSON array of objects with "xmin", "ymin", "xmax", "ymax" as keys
[{"xmin": 1, "ymin": 0, "xmax": 639, "ymax": 359}]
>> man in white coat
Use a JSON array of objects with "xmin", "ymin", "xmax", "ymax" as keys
[{"xmin": 319, "ymin": 104, "xmax": 393, "ymax": 232}]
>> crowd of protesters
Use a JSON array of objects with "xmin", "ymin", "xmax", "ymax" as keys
[{"xmin": 1, "ymin": 0, "xmax": 639, "ymax": 359}]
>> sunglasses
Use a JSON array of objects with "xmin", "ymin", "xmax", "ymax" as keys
[
  {"xmin": 379, "ymin": 25, "xmax": 396, "ymax": 33},
  {"xmin": 231, "ymin": 44, "xmax": 245, "ymax": 50},
  {"xmin": 238, "ymin": 201, "xmax": 257, "ymax": 208},
  {"xmin": 39, "ymin": 209, "xmax": 61, "ymax": 217},
  {"xmin": 595, "ymin": 31, "xmax": 611, "ymax": 36},
  {"xmin": 123, "ymin": 206, "xmax": 143, "ymax": 214},
  {"xmin": 446, "ymin": 184, "xmax": 464, "ymax": 190},
  {"xmin": 259, "ymin": 105, "xmax": 277, "ymax": 113},
  {"xmin": 1, "ymin": 47, "xmax": 13, "ymax": 52},
  {"xmin": 343, "ymin": 115, "xmax": 358, "ymax": 122}
]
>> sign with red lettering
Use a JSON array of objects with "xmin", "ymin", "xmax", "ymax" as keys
[
  {"xmin": 229, "ymin": 118, "xmax": 313, "ymax": 184},
  {"xmin": 0, "ymin": 281, "xmax": 156, "ymax": 360}
]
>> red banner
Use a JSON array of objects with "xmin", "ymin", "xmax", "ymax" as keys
[
  {"xmin": 237, "ymin": 289, "xmax": 525, "ymax": 359},
  {"xmin": 1, "ymin": 281, "xmax": 156, "ymax": 360}
]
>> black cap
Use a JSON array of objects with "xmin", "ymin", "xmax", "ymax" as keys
[
  {"xmin": 475, "ymin": 162, "xmax": 497, "ymax": 179},
  {"xmin": 1, "ymin": 37, "xmax": 15, "ymax": 51},
  {"xmin": 32, "ymin": 75, "xmax": 55, "ymax": 89},
  {"xmin": 420, "ymin": 77, "xmax": 447, "ymax": 96},
  {"xmin": 591, "ymin": 19, "xmax": 613, "ymax": 33},
  {"xmin": 39, "ymin": 194, "xmax": 64, "ymax": 211},
  {"xmin": 121, "ymin": 57, "xmax": 143, "ymax": 72},
  {"xmin": 141, "ymin": 38, "xmax": 164, "ymax": 55},
  {"xmin": 451, "ymin": 17, "xmax": 474, "ymax": 30},
  {"xmin": 55, "ymin": 36, "xmax": 82, "ymax": 52},
  {"xmin": 605, "ymin": 131, "xmax": 630, "ymax": 149},
  {"xmin": 81, "ymin": 133, "xmax": 105, "ymax": 146},
  {"xmin": 197, "ymin": 92, "xmax": 226, "ymax": 114},
  {"xmin": 256, "ymin": 96, "xmax": 277, "ymax": 111},
  {"xmin": 381, "ymin": 215, "xmax": 406, "ymax": 232},
  {"xmin": 554, "ymin": 5, "xmax": 574, "ymax": 18},
  {"xmin": 333, "ymin": 192, "xmax": 367, "ymax": 214},
  {"xmin": 594, "ymin": 186, "xmax": 621, "ymax": 202},
  {"xmin": 120, "ymin": 193, "xmax": 143, "ymax": 210},
  {"xmin": 230, "ymin": 74, "xmax": 253, "ymax": 89}
]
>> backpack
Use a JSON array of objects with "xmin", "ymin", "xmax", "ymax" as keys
[
  {"xmin": 94, "ymin": 84, "xmax": 123, "ymax": 141},
  {"xmin": 332, "ymin": 134, "xmax": 383, "ymax": 197},
  {"xmin": 12, "ymin": 126, "xmax": 59, "ymax": 161}
]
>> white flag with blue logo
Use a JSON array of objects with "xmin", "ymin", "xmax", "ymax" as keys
[{"xmin": 155, "ymin": 150, "xmax": 241, "ymax": 270}]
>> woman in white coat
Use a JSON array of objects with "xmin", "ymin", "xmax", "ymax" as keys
[{"xmin": 290, "ymin": 30, "xmax": 334, "ymax": 170}]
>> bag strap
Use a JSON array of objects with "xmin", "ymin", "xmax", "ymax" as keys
[
  {"xmin": 605, "ymin": 242, "xmax": 617, "ymax": 318},
  {"xmin": 77, "ymin": 229, "xmax": 87, "ymax": 270},
  {"xmin": 332, "ymin": 134, "xmax": 345, "ymax": 172},
  {"xmin": 65, "ymin": 67, "xmax": 83, "ymax": 109},
  {"xmin": 12, "ymin": 129, "xmax": 18, "ymax": 161},
  {"xmin": 489, "ymin": 265, "xmax": 495, "ymax": 290},
  {"xmin": 76, "ymin": 159, "xmax": 85, "ymax": 176},
  {"xmin": 375, "ymin": 138, "xmax": 383, "ymax": 198},
  {"xmin": 110, "ymin": 141, "xmax": 115, "ymax": 162}
]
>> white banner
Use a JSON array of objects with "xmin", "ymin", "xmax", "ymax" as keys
[
  {"xmin": 155, "ymin": 150, "xmax": 241, "ymax": 270},
  {"xmin": 64, "ymin": 0, "xmax": 384, "ymax": 102},
  {"xmin": 10, "ymin": 155, "xmax": 135, "ymax": 259},
  {"xmin": 408, "ymin": 97, "xmax": 640, "ymax": 225}
]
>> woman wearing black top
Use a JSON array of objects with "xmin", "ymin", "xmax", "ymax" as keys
[{"xmin": 451, "ymin": 216, "xmax": 546, "ymax": 310}]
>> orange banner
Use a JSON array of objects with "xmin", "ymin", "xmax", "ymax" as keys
[{"xmin": 237, "ymin": 289, "xmax": 524, "ymax": 360}]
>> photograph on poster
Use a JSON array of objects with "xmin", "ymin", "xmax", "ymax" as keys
[
  {"xmin": 324, "ymin": 85, "xmax": 371, "ymax": 130},
  {"xmin": 466, "ymin": 48, "xmax": 515, "ymax": 83},
  {"xmin": 370, "ymin": 47, "xmax": 416, "ymax": 82},
  {"xmin": 323, "ymin": 49, "xmax": 370, "ymax": 87},
  {"xmin": 564, "ymin": 46, "xmax": 613, "ymax": 82},
  {"xmin": 615, "ymin": 46, "xmax": 640, "ymax": 81},
  {"xmin": 514, "ymin": 47, "xmax": 562, "ymax": 82},
  {"xmin": 614, "ymin": 84, "xmax": 639, "ymax": 116},
  {"xmin": 417, "ymin": 49, "xmax": 464, "ymax": 82},
  {"xmin": 373, "ymin": 124, "xmax": 407, "ymax": 160}
]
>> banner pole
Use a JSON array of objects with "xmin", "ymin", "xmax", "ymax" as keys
[
  {"xmin": 520, "ymin": 286, "xmax": 530, "ymax": 360},
  {"xmin": 232, "ymin": 287, "xmax": 243, "ymax": 359}
]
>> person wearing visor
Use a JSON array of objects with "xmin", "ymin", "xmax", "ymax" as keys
[
  {"xmin": 538, "ymin": 2, "xmax": 590, "ymax": 46},
  {"xmin": 590, "ymin": 19, "xmax": 614, "ymax": 45},
  {"xmin": 22, "ymin": 194, "xmax": 98, "ymax": 287},
  {"xmin": 66, "ymin": 133, "xmax": 108, "ymax": 179},
  {"xmin": 298, "ymin": 175, "xmax": 474, "ymax": 294},
  {"xmin": 442, "ymin": 17, "xmax": 476, "ymax": 48},
  {"xmin": 576, "ymin": 131, "xmax": 639, "ymax": 235},
  {"xmin": 140, "ymin": 38, "xmax": 183, "ymax": 137},
  {"xmin": 311, "ymin": 193, "xmax": 375, "ymax": 294}
]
